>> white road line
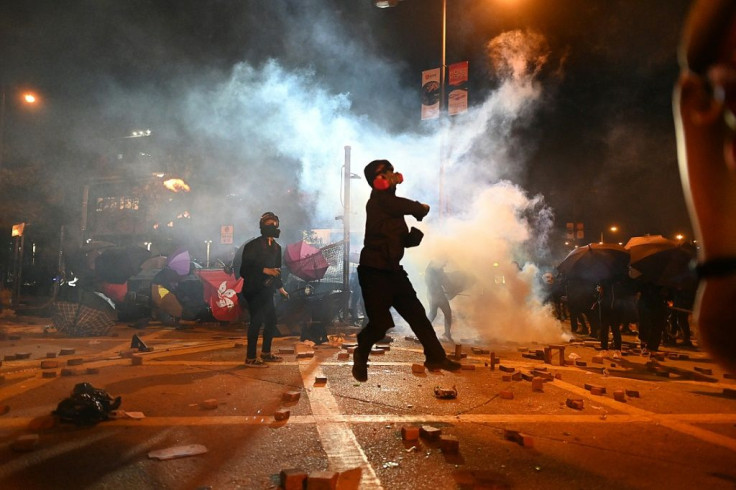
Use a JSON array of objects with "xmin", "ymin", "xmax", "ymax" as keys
[{"xmin": 297, "ymin": 358, "xmax": 383, "ymax": 489}]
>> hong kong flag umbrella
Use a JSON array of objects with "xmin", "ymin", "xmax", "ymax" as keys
[{"xmin": 284, "ymin": 241, "xmax": 329, "ymax": 282}]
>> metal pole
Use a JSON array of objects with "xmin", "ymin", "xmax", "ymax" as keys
[
  {"xmin": 80, "ymin": 184, "xmax": 89, "ymax": 246},
  {"xmin": 439, "ymin": 0, "xmax": 447, "ymax": 217},
  {"xmin": 0, "ymin": 87, "xmax": 5, "ymax": 170},
  {"xmin": 343, "ymin": 145, "xmax": 351, "ymax": 318}
]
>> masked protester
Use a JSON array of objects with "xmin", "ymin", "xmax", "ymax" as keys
[
  {"xmin": 239, "ymin": 212, "xmax": 289, "ymax": 367},
  {"xmin": 352, "ymin": 159, "xmax": 461, "ymax": 382}
]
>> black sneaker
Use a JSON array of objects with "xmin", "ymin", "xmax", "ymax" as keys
[
  {"xmin": 424, "ymin": 357, "xmax": 462, "ymax": 372},
  {"xmin": 261, "ymin": 352, "xmax": 283, "ymax": 362},
  {"xmin": 352, "ymin": 349, "xmax": 368, "ymax": 382},
  {"xmin": 244, "ymin": 358, "xmax": 269, "ymax": 368}
]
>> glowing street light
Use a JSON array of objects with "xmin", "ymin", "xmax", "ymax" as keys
[
  {"xmin": 0, "ymin": 86, "xmax": 40, "ymax": 170},
  {"xmin": 600, "ymin": 225, "xmax": 619, "ymax": 243}
]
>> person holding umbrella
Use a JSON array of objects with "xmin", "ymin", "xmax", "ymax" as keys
[
  {"xmin": 352, "ymin": 159, "xmax": 461, "ymax": 382},
  {"xmin": 239, "ymin": 212, "xmax": 289, "ymax": 367}
]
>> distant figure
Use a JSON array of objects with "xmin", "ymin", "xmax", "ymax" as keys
[
  {"xmin": 425, "ymin": 260, "xmax": 453, "ymax": 342},
  {"xmin": 353, "ymin": 159, "xmax": 460, "ymax": 382},
  {"xmin": 239, "ymin": 212, "xmax": 289, "ymax": 368},
  {"xmin": 674, "ymin": 0, "xmax": 736, "ymax": 371}
]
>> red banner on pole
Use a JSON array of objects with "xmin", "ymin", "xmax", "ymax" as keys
[
  {"xmin": 421, "ymin": 68, "xmax": 441, "ymax": 120},
  {"xmin": 448, "ymin": 61, "xmax": 468, "ymax": 116}
]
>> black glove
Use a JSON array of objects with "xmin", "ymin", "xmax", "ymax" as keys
[{"xmin": 404, "ymin": 227, "xmax": 424, "ymax": 248}]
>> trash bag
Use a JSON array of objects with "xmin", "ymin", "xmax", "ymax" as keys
[{"xmin": 52, "ymin": 382, "xmax": 122, "ymax": 426}]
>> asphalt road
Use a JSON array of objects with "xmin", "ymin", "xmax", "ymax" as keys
[{"xmin": 1, "ymin": 316, "xmax": 735, "ymax": 489}]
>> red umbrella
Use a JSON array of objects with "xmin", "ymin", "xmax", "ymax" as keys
[{"xmin": 284, "ymin": 241, "xmax": 329, "ymax": 282}]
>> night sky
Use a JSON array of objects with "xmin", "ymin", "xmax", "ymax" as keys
[{"xmin": 0, "ymin": 0, "xmax": 696, "ymax": 264}]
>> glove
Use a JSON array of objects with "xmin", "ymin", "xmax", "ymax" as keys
[{"xmin": 404, "ymin": 227, "xmax": 424, "ymax": 248}]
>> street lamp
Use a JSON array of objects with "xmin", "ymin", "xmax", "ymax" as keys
[
  {"xmin": 375, "ymin": 0, "xmax": 449, "ymax": 215},
  {"xmin": 600, "ymin": 225, "xmax": 618, "ymax": 243},
  {"xmin": 0, "ymin": 86, "xmax": 39, "ymax": 170}
]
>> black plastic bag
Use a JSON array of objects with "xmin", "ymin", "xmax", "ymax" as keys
[{"xmin": 53, "ymin": 382, "xmax": 122, "ymax": 426}]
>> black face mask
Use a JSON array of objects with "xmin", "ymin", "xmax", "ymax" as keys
[{"xmin": 261, "ymin": 224, "xmax": 281, "ymax": 238}]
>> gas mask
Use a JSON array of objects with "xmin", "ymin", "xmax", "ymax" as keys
[
  {"xmin": 373, "ymin": 171, "xmax": 404, "ymax": 190},
  {"xmin": 261, "ymin": 224, "xmax": 281, "ymax": 238}
]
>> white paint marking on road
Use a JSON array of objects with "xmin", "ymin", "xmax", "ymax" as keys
[{"xmin": 298, "ymin": 358, "xmax": 383, "ymax": 489}]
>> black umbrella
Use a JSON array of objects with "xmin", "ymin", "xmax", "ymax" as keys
[{"xmin": 557, "ymin": 243, "xmax": 630, "ymax": 282}]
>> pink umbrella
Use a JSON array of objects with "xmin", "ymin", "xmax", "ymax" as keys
[
  {"xmin": 284, "ymin": 241, "xmax": 329, "ymax": 282},
  {"xmin": 167, "ymin": 249, "xmax": 191, "ymax": 276}
]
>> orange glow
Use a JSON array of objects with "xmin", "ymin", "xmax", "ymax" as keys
[
  {"xmin": 23, "ymin": 93, "xmax": 37, "ymax": 104},
  {"xmin": 163, "ymin": 178, "xmax": 190, "ymax": 193}
]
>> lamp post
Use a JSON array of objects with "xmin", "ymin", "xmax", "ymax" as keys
[
  {"xmin": 0, "ymin": 86, "xmax": 39, "ymax": 170},
  {"xmin": 600, "ymin": 225, "xmax": 619, "ymax": 244},
  {"xmin": 375, "ymin": 0, "xmax": 448, "ymax": 216}
]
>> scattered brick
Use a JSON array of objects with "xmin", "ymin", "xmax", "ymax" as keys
[
  {"xmin": 461, "ymin": 364, "xmax": 476, "ymax": 371},
  {"xmin": 504, "ymin": 429, "xmax": 534, "ymax": 448},
  {"xmin": 347, "ymin": 347, "xmax": 356, "ymax": 354},
  {"xmin": 521, "ymin": 353, "xmax": 540, "ymax": 360},
  {"xmin": 490, "ymin": 352, "xmax": 500, "ymax": 370},
  {"xmin": 11, "ymin": 434, "xmax": 39, "ymax": 452},
  {"xmin": 60, "ymin": 368, "xmax": 78, "ymax": 376},
  {"xmin": 297, "ymin": 351, "xmax": 315, "ymax": 358},
  {"xmin": 592, "ymin": 356, "xmax": 604, "ymax": 364},
  {"xmin": 590, "ymin": 387, "xmax": 605, "ymax": 396},
  {"xmin": 200, "ymin": 399, "xmax": 219, "ymax": 410},
  {"xmin": 40, "ymin": 360, "xmax": 58, "ymax": 369},
  {"xmin": 341, "ymin": 343, "xmax": 358, "ymax": 350},
  {"xmin": 337, "ymin": 352, "xmax": 349, "ymax": 361},
  {"xmin": 531, "ymin": 370, "xmax": 553, "ymax": 381},
  {"xmin": 575, "ymin": 360, "xmax": 587, "ymax": 367},
  {"xmin": 370, "ymin": 348, "xmax": 385, "ymax": 355},
  {"xmin": 376, "ymin": 343, "xmax": 390, "ymax": 351},
  {"xmin": 280, "ymin": 469, "xmax": 308, "ymax": 490},
  {"xmin": 420, "ymin": 425, "xmax": 442, "ymax": 441},
  {"xmin": 694, "ymin": 366, "xmax": 713, "ymax": 375},
  {"xmin": 613, "ymin": 390, "xmax": 626, "ymax": 402},
  {"xmin": 119, "ymin": 349, "xmax": 136, "ymax": 359},
  {"xmin": 307, "ymin": 471, "xmax": 338, "ymax": 490},
  {"xmin": 499, "ymin": 390, "xmax": 514, "ymax": 400},
  {"xmin": 59, "ymin": 348, "xmax": 75, "ymax": 356},
  {"xmin": 28, "ymin": 415, "xmax": 56, "ymax": 431},
  {"xmin": 502, "ymin": 375, "xmax": 512, "ymax": 382},
  {"xmin": 439, "ymin": 435, "xmax": 460, "ymax": 454},
  {"xmin": 282, "ymin": 391, "xmax": 301, "ymax": 403},
  {"xmin": 68, "ymin": 358, "xmax": 86, "ymax": 366},
  {"xmin": 517, "ymin": 347, "xmax": 529, "ymax": 353},
  {"xmin": 336, "ymin": 467, "xmax": 362, "ymax": 490},
  {"xmin": 511, "ymin": 372, "xmax": 522, "ymax": 381},
  {"xmin": 401, "ymin": 426, "xmax": 420, "ymax": 441},
  {"xmin": 521, "ymin": 372, "xmax": 534, "ymax": 381},
  {"xmin": 314, "ymin": 375, "xmax": 327, "ymax": 385},
  {"xmin": 471, "ymin": 347, "xmax": 489, "ymax": 354},
  {"xmin": 625, "ymin": 389, "xmax": 640, "ymax": 398},
  {"xmin": 278, "ymin": 348, "xmax": 295, "ymax": 354},
  {"xmin": 411, "ymin": 363, "xmax": 426, "ymax": 374},
  {"xmin": 723, "ymin": 388, "xmax": 736, "ymax": 399},
  {"xmin": 15, "ymin": 353, "xmax": 31, "ymax": 360},
  {"xmin": 566, "ymin": 398, "xmax": 584, "ymax": 410},
  {"xmin": 131, "ymin": 356, "xmax": 144, "ymax": 366},
  {"xmin": 274, "ymin": 409, "xmax": 290, "ymax": 421},
  {"xmin": 554, "ymin": 373, "xmax": 562, "ymax": 380},
  {"xmin": 584, "ymin": 384, "xmax": 606, "ymax": 394},
  {"xmin": 0, "ymin": 355, "xmax": 10, "ymax": 362},
  {"xmin": 678, "ymin": 354, "xmax": 690, "ymax": 360},
  {"xmin": 499, "ymin": 365, "xmax": 514, "ymax": 373},
  {"xmin": 41, "ymin": 371, "xmax": 57, "ymax": 378},
  {"xmin": 531, "ymin": 377, "xmax": 544, "ymax": 392},
  {"xmin": 46, "ymin": 352, "xmax": 57, "ymax": 358}
]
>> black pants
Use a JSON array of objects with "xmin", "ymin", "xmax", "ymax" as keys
[
  {"xmin": 243, "ymin": 289, "xmax": 277, "ymax": 360},
  {"xmin": 358, "ymin": 266, "xmax": 446, "ymax": 362},
  {"xmin": 599, "ymin": 308, "xmax": 622, "ymax": 350},
  {"xmin": 428, "ymin": 293, "xmax": 452, "ymax": 338}
]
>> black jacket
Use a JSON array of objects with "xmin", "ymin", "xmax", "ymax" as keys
[
  {"xmin": 239, "ymin": 236, "xmax": 283, "ymax": 296},
  {"xmin": 359, "ymin": 188, "xmax": 428, "ymax": 271}
]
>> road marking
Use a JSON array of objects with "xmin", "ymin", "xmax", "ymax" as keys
[{"xmin": 298, "ymin": 357, "xmax": 383, "ymax": 489}]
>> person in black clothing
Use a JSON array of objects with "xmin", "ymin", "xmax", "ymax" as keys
[
  {"xmin": 240, "ymin": 212, "xmax": 289, "ymax": 367},
  {"xmin": 352, "ymin": 159, "xmax": 461, "ymax": 382},
  {"xmin": 425, "ymin": 260, "xmax": 453, "ymax": 342}
]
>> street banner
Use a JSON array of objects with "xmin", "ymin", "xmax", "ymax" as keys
[
  {"xmin": 566, "ymin": 222, "xmax": 574, "ymax": 240},
  {"xmin": 220, "ymin": 225, "xmax": 234, "ymax": 245},
  {"xmin": 421, "ymin": 68, "xmax": 441, "ymax": 120},
  {"xmin": 576, "ymin": 222, "xmax": 584, "ymax": 239},
  {"xmin": 448, "ymin": 61, "xmax": 468, "ymax": 115}
]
